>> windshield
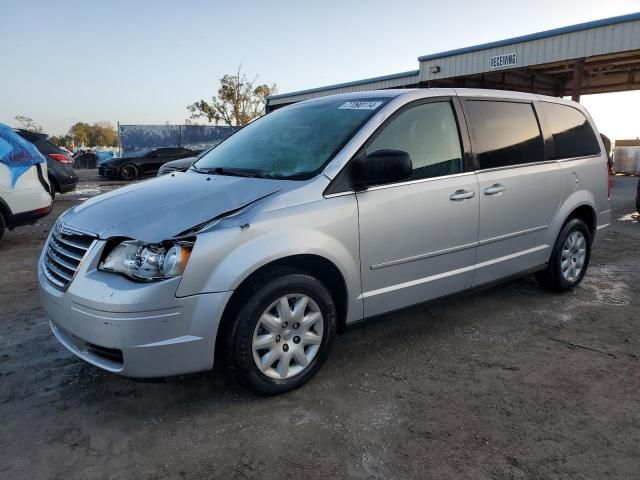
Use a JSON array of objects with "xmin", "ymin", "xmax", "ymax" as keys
[{"xmin": 193, "ymin": 97, "xmax": 390, "ymax": 179}]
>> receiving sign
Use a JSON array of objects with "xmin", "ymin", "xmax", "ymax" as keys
[{"xmin": 489, "ymin": 52, "xmax": 517, "ymax": 70}]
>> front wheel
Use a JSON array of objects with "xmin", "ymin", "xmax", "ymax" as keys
[
  {"xmin": 224, "ymin": 269, "xmax": 336, "ymax": 395},
  {"xmin": 120, "ymin": 164, "xmax": 138, "ymax": 181},
  {"xmin": 535, "ymin": 218, "xmax": 591, "ymax": 292}
]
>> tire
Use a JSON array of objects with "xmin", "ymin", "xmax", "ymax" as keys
[
  {"xmin": 224, "ymin": 267, "xmax": 336, "ymax": 395},
  {"xmin": 636, "ymin": 179, "xmax": 640, "ymax": 215},
  {"xmin": 120, "ymin": 164, "xmax": 138, "ymax": 181},
  {"xmin": 535, "ymin": 218, "xmax": 592, "ymax": 292},
  {"xmin": 0, "ymin": 214, "xmax": 5, "ymax": 243}
]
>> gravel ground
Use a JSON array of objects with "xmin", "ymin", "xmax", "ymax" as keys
[{"xmin": 0, "ymin": 171, "xmax": 638, "ymax": 479}]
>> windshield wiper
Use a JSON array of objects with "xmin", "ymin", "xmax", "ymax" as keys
[{"xmin": 190, "ymin": 166, "xmax": 262, "ymax": 178}]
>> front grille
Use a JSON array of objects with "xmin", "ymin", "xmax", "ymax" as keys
[{"xmin": 43, "ymin": 222, "xmax": 95, "ymax": 290}]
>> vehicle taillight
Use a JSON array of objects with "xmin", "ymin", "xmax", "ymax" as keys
[
  {"xmin": 48, "ymin": 153, "xmax": 72, "ymax": 164},
  {"xmin": 607, "ymin": 161, "xmax": 611, "ymax": 199}
]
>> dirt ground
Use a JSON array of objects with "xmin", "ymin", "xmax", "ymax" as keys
[{"xmin": 0, "ymin": 171, "xmax": 638, "ymax": 479}]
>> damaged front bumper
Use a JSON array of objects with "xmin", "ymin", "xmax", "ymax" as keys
[{"xmin": 38, "ymin": 237, "xmax": 232, "ymax": 377}]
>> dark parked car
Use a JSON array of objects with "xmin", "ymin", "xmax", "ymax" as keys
[
  {"xmin": 157, "ymin": 146, "xmax": 216, "ymax": 176},
  {"xmin": 15, "ymin": 129, "xmax": 77, "ymax": 197},
  {"xmin": 157, "ymin": 155, "xmax": 198, "ymax": 176},
  {"xmin": 99, "ymin": 147, "xmax": 199, "ymax": 180},
  {"xmin": 72, "ymin": 150, "xmax": 98, "ymax": 169}
]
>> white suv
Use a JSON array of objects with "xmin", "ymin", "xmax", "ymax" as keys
[{"xmin": 0, "ymin": 124, "xmax": 53, "ymax": 242}]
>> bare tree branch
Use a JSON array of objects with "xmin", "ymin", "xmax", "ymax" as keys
[{"xmin": 186, "ymin": 66, "xmax": 277, "ymax": 126}]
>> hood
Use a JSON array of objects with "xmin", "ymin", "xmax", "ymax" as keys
[
  {"xmin": 101, "ymin": 156, "xmax": 131, "ymax": 165},
  {"xmin": 62, "ymin": 172, "xmax": 286, "ymax": 241}
]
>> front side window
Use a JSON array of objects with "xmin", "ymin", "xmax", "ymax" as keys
[
  {"xmin": 539, "ymin": 102, "xmax": 600, "ymax": 159},
  {"xmin": 194, "ymin": 97, "xmax": 390, "ymax": 179},
  {"xmin": 466, "ymin": 100, "xmax": 545, "ymax": 169},
  {"xmin": 366, "ymin": 101, "xmax": 463, "ymax": 180}
]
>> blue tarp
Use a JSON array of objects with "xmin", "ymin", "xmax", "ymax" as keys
[
  {"xmin": 119, "ymin": 124, "xmax": 239, "ymax": 156},
  {"xmin": 0, "ymin": 123, "xmax": 46, "ymax": 187}
]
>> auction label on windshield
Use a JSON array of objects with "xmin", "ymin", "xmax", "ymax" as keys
[{"xmin": 338, "ymin": 101, "xmax": 383, "ymax": 110}]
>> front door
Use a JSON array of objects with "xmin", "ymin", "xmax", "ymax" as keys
[{"xmin": 356, "ymin": 99, "xmax": 480, "ymax": 318}]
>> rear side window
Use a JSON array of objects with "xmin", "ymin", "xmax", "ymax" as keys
[
  {"xmin": 539, "ymin": 102, "xmax": 600, "ymax": 159},
  {"xmin": 33, "ymin": 139, "xmax": 58, "ymax": 154},
  {"xmin": 366, "ymin": 101, "xmax": 463, "ymax": 180},
  {"xmin": 466, "ymin": 100, "xmax": 545, "ymax": 169}
]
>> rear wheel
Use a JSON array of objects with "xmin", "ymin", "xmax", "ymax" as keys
[
  {"xmin": 0, "ymin": 214, "xmax": 5, "ymax": 243},
  {"xmin": 224, "ymin": 268, "xmax": 336, "ymax": 395},
  {"xmin": 120, "ymin": 164, "xmax": 138, "ymax": 181},
  {"xmin": 535, "ymin": 218, "xmax": 591, "ymax": 292}
]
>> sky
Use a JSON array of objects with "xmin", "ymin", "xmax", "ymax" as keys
[{"xmin": 1, "ymin": 0, "xmax": 640, "ymax": 138}]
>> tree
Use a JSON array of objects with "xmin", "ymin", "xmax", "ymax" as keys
[
  {"xmin": 69, "ymin": 122, "xmax": 91, "ymax": 146},
  {"xmin": 187, "ymin": 66, "xmax": 277, "ymax": 126},
  {"xmin": 88, "ymin": 122, "xmax": 118, "ymax": 147},
  {"xmin": 68, "ymin": 122, "xmax": 118, "ymax": 148},
  {"xmin": 49, "ymin": 134, "xmax": 74, "ymax": 149},
  {"xmin": 14, "ymin": 115, "xmax": 43, "ymax": 133}
]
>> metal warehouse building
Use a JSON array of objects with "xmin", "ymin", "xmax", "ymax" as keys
[{"xmin": 266, "ymin": 12, "xmax": 640, "ymax": 111}]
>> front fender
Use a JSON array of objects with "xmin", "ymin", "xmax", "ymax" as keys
[{"xmin": 176, "ymin": 196, "xmax": 363, "ymax": 323}]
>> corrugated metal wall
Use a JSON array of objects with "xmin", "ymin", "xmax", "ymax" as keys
[
  {"xmin": 119, "ymin": 125, "xmax": 239, "ymax": 156},
  {"xmin": 419, "ymin": 20, "xmax": 640, "ymax": 82},
  {"xmin": 267, "ymin": 71, "xmax": 419, "ymax": 106},
  {"xmin": 613, "ymin": 145, "xmax": 640, "ymax": 174}
]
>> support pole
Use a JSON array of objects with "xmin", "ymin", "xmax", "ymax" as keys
[
  {"xmin": 117, "ymin": 121, "xmax": 121, "ymax": 157},
  {"xmin": 571, "ymin": 58, "xmax": 585, "ymax": 102}
]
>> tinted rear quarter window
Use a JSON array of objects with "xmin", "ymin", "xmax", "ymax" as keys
[
  {"xmin": 33, "ymin": 138, "xmax": 59, "ymax": 154},
  {"xmin": 539, "ymin": 102, "xmax": 600, "ymax": 159},
  {"xmin": 466, "ymin": 100, "xmax": 545, "ymax": 169}
]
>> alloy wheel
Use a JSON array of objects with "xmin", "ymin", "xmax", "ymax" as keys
[
  {"xmin": 561, "ymin": 230, "xmax": 587, "ymax": 282},
  {"xmin": 252, "ymin": 294, "xmax": 324, "ymax": 380}
]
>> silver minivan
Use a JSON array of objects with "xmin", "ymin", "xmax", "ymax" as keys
[{"xmin": 39, "ymin": 89, "xmax": 611, "ymax": 394}]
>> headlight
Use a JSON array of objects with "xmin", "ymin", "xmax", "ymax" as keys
[{"xmin": 99, "ymin": 239, "xmax": 193, "ymax": 281}]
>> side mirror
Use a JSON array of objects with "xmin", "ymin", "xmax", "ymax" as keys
[{"xmin": 353, "ymin": 149, "xmax": 412, "ymax": 188}]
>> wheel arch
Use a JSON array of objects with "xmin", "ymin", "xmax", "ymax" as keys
[
  {"xmin": 548, "ymin": 187, "xmax": 597, "ymax": 244},
  {"xmin": 0, "ymin": 197, "xmax": 13, "ymax": 230},
  {"xmin": 565, "ymin": 204, "xmax": 596, "ymax": 239},
  {"xmin": 215, "ymin": 254, "xmax": 350, "ymax": 362}
]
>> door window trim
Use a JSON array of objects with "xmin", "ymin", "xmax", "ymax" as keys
[{"xmin": 323, "ymin": 96, "xmax": 472, "ymax": 196}]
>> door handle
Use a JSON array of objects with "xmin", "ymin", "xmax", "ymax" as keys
[
  {"xmin": 449, "ymin": 189, "xmax": 475, "ymax": 201},
  {"xmin": 484, "ymin": 184, "xmax": 506, "ymax": 195}
]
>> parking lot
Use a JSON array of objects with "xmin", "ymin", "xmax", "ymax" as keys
[{"xmin": 0, "ymin": 172, "xmax": 638, "ymax": 479}]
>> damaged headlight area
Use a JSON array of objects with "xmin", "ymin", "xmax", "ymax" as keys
[{"xmin": 99, "ymin": 239, "xmax": 194, "ymax": 281}]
